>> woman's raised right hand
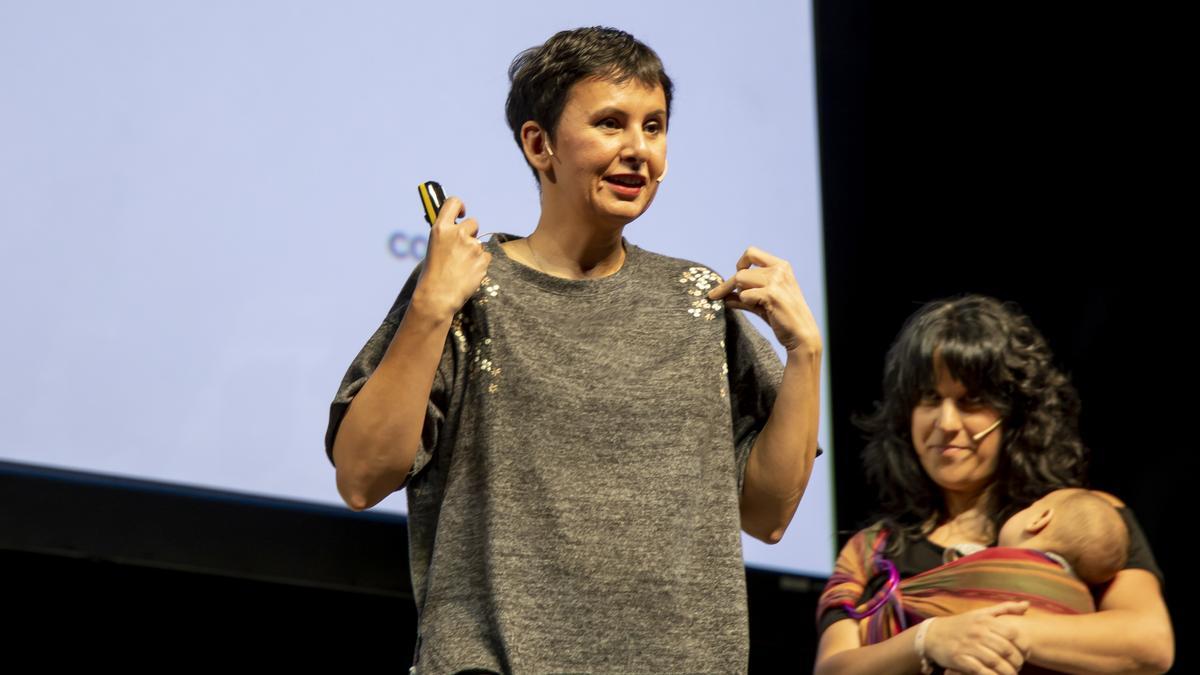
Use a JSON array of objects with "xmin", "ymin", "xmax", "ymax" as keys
[
  {"xmin": 411, "ymin": 196, "xmax": 493, "ymax": 321},
  {"xmin": 925, "ymin": 601, "xmax": 1032, "ymax": 675}
]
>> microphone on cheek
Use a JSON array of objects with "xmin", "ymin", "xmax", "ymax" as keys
[{"xmin": 971, "ymin": 418, "xmax": 1003, "ymax": 443}]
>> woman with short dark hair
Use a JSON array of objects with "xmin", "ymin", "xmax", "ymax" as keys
[
  {"xmin": 505, "ymin": 26, "xmax": 675, "ymax": 186},
  {"xmin": 326, "ymin": 26, "xmax": 823, "ymax": 673}
]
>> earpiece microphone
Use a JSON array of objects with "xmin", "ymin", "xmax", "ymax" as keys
[{"xmin": 971, "ymin": 418, "xmax": 1003, "ymax": 443}]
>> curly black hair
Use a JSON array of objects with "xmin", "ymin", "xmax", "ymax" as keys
[
  {"xmin": 505, "ymin": 26, "xmax": 674, "ymax": 186},
  {"xmin": 856, "ymin": 295, "xmax": 1088, "ymax": 556}
]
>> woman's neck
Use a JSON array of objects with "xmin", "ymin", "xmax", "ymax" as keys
[
  {"xmin": 525, "ymin": 225, "xmax": 623, "ymax": 276},
  {"xmin": 509, "ymin": 195, "xmax": 627, "ymax": 278},
  {"xmin": 943, "ymin": 488, "xmax": 991, "ymax": 520},
  {"xmin": 928, "ymin": 488, "xmax": 996, "ymax": 546}
]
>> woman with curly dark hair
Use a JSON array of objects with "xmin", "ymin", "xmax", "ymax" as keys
[{"xmin": 814, "ymin": 295, "xmax": 1173, "ymax": 675}]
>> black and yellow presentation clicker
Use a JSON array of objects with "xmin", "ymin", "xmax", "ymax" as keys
[{"xmin": 418, "ymin": 181, "xmax": 446, "ymax": 225}]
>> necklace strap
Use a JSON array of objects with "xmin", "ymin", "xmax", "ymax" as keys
[
  {"xmin": 523, "ymin": 234, "xmax": 625, "ymax": 280},
  {"xmin": 524, "ymin": 236, "xmax": 551, "ymax": 274}
]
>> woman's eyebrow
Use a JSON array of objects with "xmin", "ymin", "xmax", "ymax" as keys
[{"xmin": 591, "ymin": 106, "xmax": 667, "ymax": 118}]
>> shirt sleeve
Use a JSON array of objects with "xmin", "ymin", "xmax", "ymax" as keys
[
  {"xmin": 323, "ymin": 262, "xmax": 455, "ymax": 487},
  {"xmin": 817, "ymin": 604, "xmax": 853, "ymax": 639},
  {"xmin": 1117, "ymin": 506, "xmax": 1164, "ymax": 587},
  {"xmin": 816, "ymin": 527, "xmax": 876, "ymax": 637},
  {"xmin": 723, "ymin": 308, "xmax": 785, "ymax": 493}
]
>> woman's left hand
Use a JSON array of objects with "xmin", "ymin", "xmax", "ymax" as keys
[{"xmin": 708, "ymin": 246, "xmax": 823, "ymax": 355}]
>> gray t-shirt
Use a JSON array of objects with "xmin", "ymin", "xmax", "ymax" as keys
[{"xmin": 326, "ymin": 234, "xmax": 783, "ymax": 674}]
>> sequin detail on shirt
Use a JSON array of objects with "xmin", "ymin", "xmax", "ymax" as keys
[
  {"xmin": 678, "ymin": 266, "xmax": 724, "ymax": 321},
  {"xmin": 451, "ymin": 313, "xmax": 469, "ymax": 353},
  {"xmin": 471, "ymin": 275, "xmax": 502, "ymax": 393}
]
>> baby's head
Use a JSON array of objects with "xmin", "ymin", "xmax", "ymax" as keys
[{"xmin": 998, "ymin": 488, "xmax": 1129, "ymax": 585}]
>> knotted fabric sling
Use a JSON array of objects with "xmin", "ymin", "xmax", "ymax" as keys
[{"xmin": 817, "ymin": 525, "xmax": 1095, "ymax": 645}]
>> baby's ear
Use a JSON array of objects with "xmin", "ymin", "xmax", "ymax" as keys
[{"xmin": 1026, "ymin": 507, "xmax": 1054, "ymax": 534}]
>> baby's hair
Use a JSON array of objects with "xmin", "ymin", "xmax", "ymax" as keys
[{"xmin": 1046, "ymin": 491, "xmax": 1128, "ymax": 585}]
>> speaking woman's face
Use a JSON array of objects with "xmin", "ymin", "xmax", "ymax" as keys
[
  {"xmin": 910, "ymin": 357, "xmax": 1004, "ymax": 503},
  {"xmin": 545, "ymin": 77, "xmax": 667, "ymax": 228}
]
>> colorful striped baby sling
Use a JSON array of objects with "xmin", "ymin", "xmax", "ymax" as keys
[{"xmin": 818, "ymin": 525, "xmax": 1095, "ymax": 645}]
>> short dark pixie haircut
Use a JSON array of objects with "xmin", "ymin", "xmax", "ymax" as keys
[
  {"xmin": 856, "ymin": 295, "xmax": 1088, "ymax": 556},
  {"xmin": 505, "ymin": 26, "xmax": 674, "ymax": 185}
]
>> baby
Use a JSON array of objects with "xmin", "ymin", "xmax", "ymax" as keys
[
  {"xmin": 946, "ymin": 488, "xmax": 1128, "ymax": 585},
  {"xmin": 822, "ymin": 488, "xmax": 1131, "ymax": 647},
  {"xmin": 997, "ymin": 488, "xmax": 1130, "ymax": 585}
]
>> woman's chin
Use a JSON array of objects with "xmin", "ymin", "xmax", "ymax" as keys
[
  {"xmin": 592, "ymin": 202, "xmax": 650, "ymax": 229},
  {"xmin": 601, "ymin": 181, "xmax": 657, "ymax": 214}
]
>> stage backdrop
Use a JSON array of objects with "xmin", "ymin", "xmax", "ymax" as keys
[{"xmin": 0, "ymin": 1, "xmax": 833, "ymax": 576}]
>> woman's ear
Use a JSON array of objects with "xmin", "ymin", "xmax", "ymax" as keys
[{"xmin": 521, "ymin": 121, "xmax": 554, "ymax": 176}]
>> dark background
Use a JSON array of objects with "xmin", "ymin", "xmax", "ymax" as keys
[
  {"xmin": 816, "ymin": 1, "xmax": 1188, "ymax": 672},
  {"xmin": 2, "ymin": 1, "xmax": 1187, "ymax": 670}
]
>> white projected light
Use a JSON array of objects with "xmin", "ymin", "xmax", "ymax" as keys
[{"xmin": 0, "ymin": 1, "xmax": 833, "ymax": 576}]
